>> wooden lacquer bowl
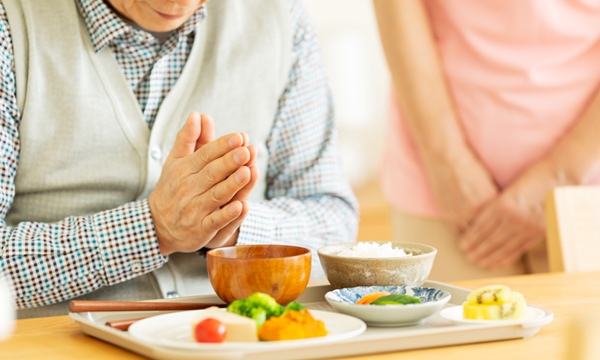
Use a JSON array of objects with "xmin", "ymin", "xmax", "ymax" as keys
[{"xmin": 206, "ymin": 244, "xmax": 312, "ymax": 305}]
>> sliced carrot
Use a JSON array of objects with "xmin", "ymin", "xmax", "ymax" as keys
[{"xmin": 356, "ymin": 291, "xmax": 391, "ymax": 305}]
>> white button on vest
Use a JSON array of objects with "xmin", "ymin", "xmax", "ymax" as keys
[
  {"xmin": 131, "ymin": 262, "xmax": 142, "ymax": 273},
  {"xmin": 150, "ymin": 146, "xmax": 162, "ymax": 160}
]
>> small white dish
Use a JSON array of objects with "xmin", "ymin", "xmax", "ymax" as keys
[
  {"xmin": 325, "ymin": 285, "xmax": 451, "ymax": 327},
  {"xmin": 439, "ymin": 305, "xmax": 546, "ymax": 326}
]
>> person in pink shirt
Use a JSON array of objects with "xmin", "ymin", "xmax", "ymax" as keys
[{"xmin": 373, "ymin": 0, "xmax": 600, "ymax": 280}]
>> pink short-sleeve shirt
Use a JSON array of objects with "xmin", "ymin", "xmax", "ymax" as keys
[{"xmin": 381, "ymin": 0, "xmax": 600, "ymax": 217}]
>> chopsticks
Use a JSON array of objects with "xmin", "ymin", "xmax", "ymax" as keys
[
  {"xmin": 69, "ymin": 300, "xmax": 226, "ymax": 312},
  {"xmin": 69, "ymin": 300, "xmax": 227, "ymax": 330},
  {"xmin": 105, "ymin": 317, "xmax": 147, "ymax": 331}
]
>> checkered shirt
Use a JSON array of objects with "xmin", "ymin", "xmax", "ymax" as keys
[{"xmin": 0, "ymin": 0, "xmax": 358, "ymax": 308}]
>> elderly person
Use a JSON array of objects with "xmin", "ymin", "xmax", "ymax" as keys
[{"xmin": 0, "ymin": 0, "xmax": 358, "ymax": 317}]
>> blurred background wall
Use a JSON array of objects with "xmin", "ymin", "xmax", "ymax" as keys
[{"xmin": 302, "ymin": 0, "xmax": 390, "ymax": 189}]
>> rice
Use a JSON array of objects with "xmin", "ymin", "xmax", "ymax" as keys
[{"xmin": 336, "ymin": 242, "xmax": 412, "ymax": 258}]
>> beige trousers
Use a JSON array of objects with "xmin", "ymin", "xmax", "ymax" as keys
[{"xmin": 391, "ymin": 209, "xmax": 549, "ymax": 282}]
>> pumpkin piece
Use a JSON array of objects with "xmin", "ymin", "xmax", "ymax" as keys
[{"xmin": 257, "ymin": 309, "xmax": 328, "ymax": 341}]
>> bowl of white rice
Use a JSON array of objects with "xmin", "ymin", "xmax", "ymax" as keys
[{"xmin": 317, "ymin": 241, "xmax": 437, "ymax": 289}]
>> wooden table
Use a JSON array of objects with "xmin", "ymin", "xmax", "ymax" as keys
[{"xmin": 2, "ymin": 270, "xmax": 599, "ymax": 359}]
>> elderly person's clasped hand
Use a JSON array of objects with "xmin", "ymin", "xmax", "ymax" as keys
[{"xmin": 149, "ymin": 112, "xmax": 259, "ymax": 256}]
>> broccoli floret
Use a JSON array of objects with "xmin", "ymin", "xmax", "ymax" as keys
[
  {"xmin": 247, "ymin": 306, "xmax": 268, "ymax": 326},
  {"xmin": 284, "ymin": 301, "xmax": 305, "ymax": 312},
  {"xmin": 247, "ymin": 292, "xmax": 284, "ymax": 316},
  {"xmin": 225, "ymin": 299, "xmax": 249, "ymax": 317},
  {"xmin": 226, "ymin": 292, "xmax": 285, "ymax": 327}
]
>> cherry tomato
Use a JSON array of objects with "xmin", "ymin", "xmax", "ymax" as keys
[{"xmin": 194, "ymin": 318, "xmax": 227, "ymax": 343}]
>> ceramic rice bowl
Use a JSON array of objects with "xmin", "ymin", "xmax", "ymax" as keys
[{"xmin": 317, "ymin": 241, "xmax": 437, "ymax": 289}]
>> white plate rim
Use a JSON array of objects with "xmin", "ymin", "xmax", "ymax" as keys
[
  {"xmin": 439, "ymin": 305, "xmax": 545, "ymax": 325},
  {"xmin": 128, "ymin": 309, "xmax": 366, "ymax": 351}
]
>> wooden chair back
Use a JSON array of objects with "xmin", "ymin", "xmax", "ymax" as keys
[{"xmin": 544, "ymin": 186, "xmax": 600, "ymax": 272}]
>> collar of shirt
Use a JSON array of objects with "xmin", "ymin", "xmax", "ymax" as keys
[{"xmin": 75, "ymin": 0, "xmax": 206, "ymax": 53}]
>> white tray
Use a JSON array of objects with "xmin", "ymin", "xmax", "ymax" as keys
[{"xmin": 69, "ymin": 281, "xmax": 553, "ymax": 360}]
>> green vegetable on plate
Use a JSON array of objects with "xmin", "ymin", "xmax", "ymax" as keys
[
  {"xmin": 370, "ymin": 294, "xmax": 421, "ymax": 305},
  {"xmin": 226, "ymin": 292, "xmax": 305, "ymax": 327}
]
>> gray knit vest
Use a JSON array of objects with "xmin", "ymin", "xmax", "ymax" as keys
[{"xmin": 4, "ymin": 0, "xmax": 291, "ymax": 317}]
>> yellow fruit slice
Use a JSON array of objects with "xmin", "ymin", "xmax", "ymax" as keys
[
  {"xmin": 463, "ymin": 289, "xmax": 526, "ymax": 320},
  {"xmin": 356, "ymin": 291, "xmax": 391, "ymax": 305},
  {"xmin": 465, "ymin": 285, "xmax": 512, "ymax": 305}
]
